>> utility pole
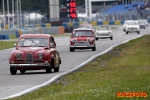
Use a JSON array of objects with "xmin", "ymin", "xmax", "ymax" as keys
[{"xmin": 3, "ymin": 0, "xmax": 5, "ymax": 30}]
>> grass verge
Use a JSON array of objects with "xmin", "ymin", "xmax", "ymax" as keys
[
  {"xmin": 8, "ymin": 35, "xmax": 150, "ymax": 100},
  {"xmin": 0, "ymin": 41, "xmax": 17, "ymax": 50}
]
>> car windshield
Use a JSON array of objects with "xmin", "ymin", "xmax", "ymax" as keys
[
  {"xmin": 138, "ymin": 21, "xmax": 145, "ymax": 24},
  {"xmin": 128, "ymin": 22, "xmax": 138, "ymax": 25},
  {"xmin": 79, "ymin": 25, "xmax": 93, "ymax": 29},
  {"xmin": 97, "ymin": 26, "xmax": 110, "ymax": 30},
  {"xmin": 73, "ymin": 30, "xmax": 93, "ymax": 37},
  {"xmin": 18, "ymin": 38, "xmax": 48, "ymax": 47}
]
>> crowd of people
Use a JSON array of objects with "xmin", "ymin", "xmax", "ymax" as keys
[{"xmin": 136, "ymin": 1, "xmax": 150, "ymax": 14}]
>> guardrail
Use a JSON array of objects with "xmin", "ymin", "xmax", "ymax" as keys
[
  {"xmin": 62, "ymin": 19, "xmax": 150, "ymax": 28},
  {"xmin": 0, "ymin": 26, "xmax": 65, "ymax": 40}
]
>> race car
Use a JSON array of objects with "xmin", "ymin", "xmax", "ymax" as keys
[
  {"xmin": 69, "ymin": 28, "xmax": 96, "ymax": 52},
  {"xmin": 125, "ymin": 20, "xmax": 140, "ymax": 34},
  {"xmin": 95, "ymin": 25, "xmax": 113, "ymax": 40},
  {"xmin": 9, "ymin": 34, "xmax": 61, "ymax": 75}
]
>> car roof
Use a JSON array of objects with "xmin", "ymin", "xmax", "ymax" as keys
[
  {"xmin": 20, "ymin": 34, "xmax": 51, "ymax": 39},
  {"xmin": 74, "ymin": 28, "xmax": 93, "ymax": 31}
]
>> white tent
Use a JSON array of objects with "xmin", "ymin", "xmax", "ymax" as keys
[{"xmin": 25, "ymin": 13, "xmax": 43, "ymax": 20}]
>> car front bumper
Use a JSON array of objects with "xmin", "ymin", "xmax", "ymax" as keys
[{"xmin": 10, "ymin": 63, "xmax": 50, "ymax": 67}]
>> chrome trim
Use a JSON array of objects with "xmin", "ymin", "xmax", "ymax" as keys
[{"xmin": 10, "ymin": 63, "xmax": 50, "ymax": 67}]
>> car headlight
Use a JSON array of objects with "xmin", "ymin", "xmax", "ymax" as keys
[
  {"xmin": 89, "ymin": 38, "xmax": 94, "ymax": 42},
  {"xmin": 38, "ymin": 53, "xmax": 43, "ymax": 59},
  {"xmin": 70, "ymin": 38, "xmax": 75, "ymax": 43},
  {"xmin": 16, "ymin": 53, "xmax": 22, "ymax": 59}
]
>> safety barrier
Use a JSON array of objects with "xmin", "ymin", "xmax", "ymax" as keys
[
  {"xmin": 62, "ymin": 20, "xmax": 150, "ymax": 28},
  {"xmin": 0, "ymin": 35, "xmax": 9, "ymax": 40},
  {"xmin": 0, "ymin": 26, "xmax": 64, "ymax": 40}
]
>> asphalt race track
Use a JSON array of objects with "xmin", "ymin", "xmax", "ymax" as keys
[{"xmin": 0, "ymin": 26, "xmax": 150, "ymax": 99}]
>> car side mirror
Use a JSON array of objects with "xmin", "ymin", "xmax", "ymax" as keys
[
  {"xmin": 14, "ymin": 43, "xmax": 16, "ymax": 47},
  {"xmin": 50, "ymin": 43, "xmax": 55, "ymax": 47}
]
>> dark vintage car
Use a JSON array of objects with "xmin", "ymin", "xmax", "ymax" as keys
[
  {"xmin": 9, "ymin": 34, "xmax": 61, "ymax": 75},
  {"xmin": 69, "ymin": 28, "xmax": 96, "ymax": 52}
]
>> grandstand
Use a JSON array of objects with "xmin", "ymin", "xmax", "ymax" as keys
[{"xmin": 80, "ymin": 1, "xmax": 150, "ymax": 22}]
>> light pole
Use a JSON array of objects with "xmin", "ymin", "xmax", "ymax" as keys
[
  {"xmin": 7, "ymin": 0, "xmax": 10, "ymax": 29},
  {"xmin": 3, "ymin": 0, "xmax": 5, "ymax": 30},
  {"xmin": 12, "ymin": 0, "xmax": 14, "ymax": 27},
  {"xmin": 19, "ymin": 0, "xmax": 22, "ymax": 28},
  {"xmin": 16, "ymin": 0, "xmax": 19, "ymax": 28}
]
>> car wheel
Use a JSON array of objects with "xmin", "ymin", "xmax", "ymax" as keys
[
  {"xmin": 10, "ymin": 67, "xmax": 17, "ymax": 75},
  {"xmin": 96, "ymin": 38, "xmax": 98, "ymax": 41},
  {"xmin": 92, "ymin": 45, "xmax": 96, "ymax": 51},
  {"xmin": 46, "ymin": 64, "xmax": 52, "ymax": 73},
  {"xmin": 137, "ymin": 31, "xmax": 140, "ymax": 34},
  {"xmin": 20, "ymin": 70, "xmax": 26, "ymax": 74},
  {"xmin": 123, "ymin": 29, "xmax": 125, "ymax": 32},
  {"xmin": 126, "ymin": 31, "xmax": 128, "ymax": 34},
  {"xmin": 70, "ymin": 48, "xmax": 74, "ymax": 52},
  {"xmin": 54, "ymin": 65, "xmax": 59, "ymax": 72},
  {"xmin": 110, "ymin": 36, "xmax": 113, "ymax": 40}
]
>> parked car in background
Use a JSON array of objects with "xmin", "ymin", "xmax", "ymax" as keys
[
  {"xmin": 9, "ymin": 34, "xmax": 61, "ymax": 75},
  {"xmin": 125, "ymin": 21, "xmax": 140, "ymax": 34},
  {"xmin": 69, "ymin": 28, "xmax": 96, "ymax": 52},
  {"xmin": 95, "ymin": 25, "xmax": 113, "ymax": 40}
]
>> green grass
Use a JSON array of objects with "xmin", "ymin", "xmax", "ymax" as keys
[
  {"xmin": 0, "ymin": 41, "xmax": 17, "ymax": 50},
  {"xmin": 9, "ymin": 35, "xmax": 17, "ymax": 39},
  {"xmin": 7, "ymin": 35, "xmax": 150, "ymax": 100}
]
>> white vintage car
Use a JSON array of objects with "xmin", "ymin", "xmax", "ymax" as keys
[
  {"xmin": 138, "ymin": 20, "xmax": 148, "ymax": 28},
  {"xmin": 123, "ymin": 20, "xmax": 133, "ymax": 32},
  {"xmin": 125, "ymin": 21, "xmax": 140, "ymax": 34},
  {"xmin": 95, "ymin": 25, "xmax": 113, "ymax": 40}
]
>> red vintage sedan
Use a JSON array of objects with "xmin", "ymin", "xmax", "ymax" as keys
[
  {"xmin": 9, "ymin": 34, "xmax": 61, "ymax": 75},
  {"xmin": 69, "ymin": 28, "xmax": 96, "ymax": 52}
]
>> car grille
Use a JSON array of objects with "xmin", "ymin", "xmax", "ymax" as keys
[
  {"xmin": 75, "ymin": 41, "xmax": 89, "ymax": 46},
  {"xmin": 97, "ymin": 33, "xmax": 109, "ymax": 36},
  {"xmin": 128, "ymin": 28, "xmax": 137, "ymax": 30},
  {"xmin": 26, "ymin": 54, "xmax": 33, "ymax": 63}
]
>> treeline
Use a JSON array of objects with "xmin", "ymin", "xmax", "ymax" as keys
[{"xmin": 0, "ymin": 0, "xmax": 116, "ymax": 14}]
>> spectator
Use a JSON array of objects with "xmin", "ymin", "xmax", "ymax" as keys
[{"xmin": 124, "ymin": 5, "xmax": 128, "ymax": 9}]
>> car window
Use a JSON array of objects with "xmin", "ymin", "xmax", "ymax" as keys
[
  {"xmin": 73, "ymin": 30, "xmax": 93, "ymax": 37},
  {"xmin": 127, "ymin": 22, "xmax": 138, "ymax": 25},
  {"xmin": 50, "ymin": 37, "xmax": 56, "ymax": 47},
  {"xmin": 18, "ymin": 38, "xmax": 48, "ymax": 47},
  {"xmin": 97, "ymin": 26, "xmax": 110, "ymax": 30}
]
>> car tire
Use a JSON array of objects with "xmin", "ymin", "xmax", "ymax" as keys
[
  {"xmin": 110, "ymin": 36, "xmax": 113, "ymax": 40},
  {"xmin": 10, "ymin": 67, "xmax": 17, "ymax": 75},
  {"xmin": 123, "ymin": 29, "xmax": 125, "ymax": 32},
  {"xmin": 137, "ymin": 31, "xmax": 140, "ymax": 34},
  {"xmin": 46, "ymin": 64, "xmax": 52, "ymax": 73},
  {"xmin": 54, "ymin": 65, "xmax": 59, "ymax": 72},
  {"xmin": 126, "ymin": 32, "xmax": 128, "ymax": 34},
  {"xmin": 92, "ymin": 45, "xmax": 96, "ymax": 51},
  {"xmin": 96, "ymin": 38, "xmax": 98, "ymax": 41},
  {"xmin": 20, "ymin": 70, "xmax": 26, "ymax": 74},
  {"xmin": 70, "ymin": 48, "xmax": 74, "ymax": 52}
]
